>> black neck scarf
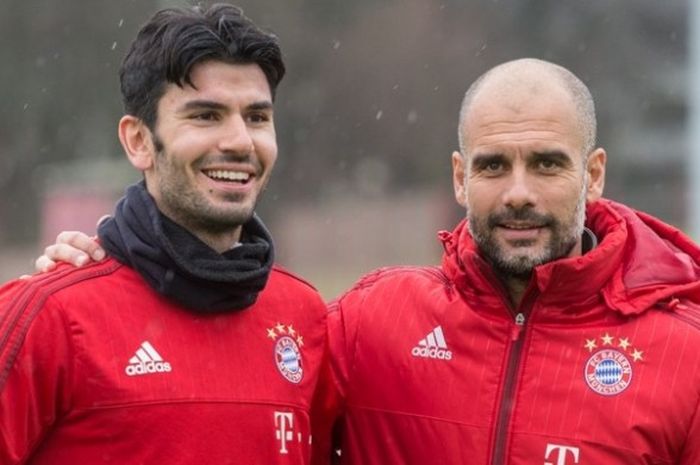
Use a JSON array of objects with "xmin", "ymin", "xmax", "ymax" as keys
[{"xmin": 98, "ymin": 181, "xmax": 274, "ymax": 313}]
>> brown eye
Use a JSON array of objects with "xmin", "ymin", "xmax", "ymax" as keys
[
  {"xmin": 536, "ymin": 158, "xmax": 563, "ymax": 172},
  {"xmin": 192, "ymin": 112, "xmax": 218, "ymax": 121},
  {"xmin": 471, "ymin": 155, "xmax": 507, "ymax": 176},
  {"xmin": 247, "ymin": 112, "xmax": 270, "ymax": 123}
]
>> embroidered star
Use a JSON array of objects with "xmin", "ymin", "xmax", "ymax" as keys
[
  {"xmin": 601, "ymin": 333, "xmax": 614, "ymax": 346},
  {"xmin": 275, "ymin": 323, "xmax": 287, "ymax": 334},
  {"xmin": 266, "ymin": 328, "xmax": 277, "ymax": 340},
  {"xmin": 584, "ymin": 339, "xmax": 597, "ymax": 352},
  {"xmin": 296, "ymin": 335, "xmax": 304, "ymax": 347},
  {"xmin": 618, "ymin": 337, "xmax": 631, "ymax": 350},
  {"xmin": 632, "ymin": 349, "xmax": 644, "ymax": 362},
  {"xmin": 287, "ymin": 325, "xmax": 296, "ymax": 337}
]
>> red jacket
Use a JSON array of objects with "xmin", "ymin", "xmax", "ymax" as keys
[
  {"xmin": 326, "ymin": 199, "xmax": 700, "ymax": 465},
  {"xmin": 0, "ymin": 260, "xmax": 328, "ymax": 464}
]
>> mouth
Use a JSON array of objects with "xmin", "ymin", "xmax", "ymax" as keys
[
  {"xmin": 495, "ymin": 221, "xmax": 549, "ymax": 243},
  {"xmin": 499, "ymin": 221, "xmax": 546, "ymax": 230},
  {"xmin": 202, "ymin": 169, "xmax": 253, "ymax": 185},
  {"xmin": 483, "ymin": 209, "xmax": 555, "ymax": 245}
]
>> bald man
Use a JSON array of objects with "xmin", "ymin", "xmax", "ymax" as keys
[
  {"xmin": 323, "ymin": 58, "xmax": 700, "ymax": 464},
  {"xmin": 38, "ymin": 59, "xmax": 700, "ymax": 464}
]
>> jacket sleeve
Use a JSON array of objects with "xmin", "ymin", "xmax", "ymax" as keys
[
  {"xmin": 310, "ymin": 302, "xmax": 347, "ymax": 465},
  {"xmin": 0, "ymin": 280, "xmax": 74, "ymax": 464},
  {"xmin": 309, "ymin": 348, "xmax": 341, "ymax": 465}
]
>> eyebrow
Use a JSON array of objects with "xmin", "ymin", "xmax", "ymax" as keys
[
  {"xmin": 471, "ymin": 150, "xmax": 573, "ymax": 163},
  {"xmin": 178, "ymin": 100, "xmax": 227, "ymax": 113},
  {"xmin": 531, "ymin": 150, "xmax": 573, "ymax": 165},
  {"xmin": 471, "ymin": 153, "xmax": 506, "ymax": 167},
  {"xmin": 177, "ymin": 99, "xmax": 274, "ymax": 113},
  {"xmin": 247, "ymin": 101, "xmax": 274, "ymax": 112}
]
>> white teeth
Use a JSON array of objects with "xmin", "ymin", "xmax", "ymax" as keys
[{"xmin": 204, "ymin": 170, "xmax": 250, "ymax": 182}]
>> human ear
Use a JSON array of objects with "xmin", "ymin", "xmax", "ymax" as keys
[
  {"xmin": 585, "ymin": 148, "xmax": 606, "ymax": 202},
  {"xmin": 452, "ymin": 151, "xmax": 468, "ymax": 208},
  {"xmin": 118, "ymin": 115, "xmax": 155, "ymax": 171}
]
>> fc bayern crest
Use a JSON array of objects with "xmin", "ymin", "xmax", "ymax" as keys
[
  {"xmin": 584, "ymin": 349, "xmax": 632, "ymax": 396},
  {"xmin": 267, "ymin": 323, "xmax": 304, "ymax": 384},
  {"xmin": 582, "ymin": 333, "xmax": 644, "ymax": 396}
]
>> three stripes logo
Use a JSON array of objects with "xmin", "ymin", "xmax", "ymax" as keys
[
  {"xmin": 411, "ymin": 326, "xmax": 452, "ymax": 360},
  {"xmin": 125, "ymin": 341, "xmax": 172, "ymax": 376}
]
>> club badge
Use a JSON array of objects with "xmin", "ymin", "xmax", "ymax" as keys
[
  {"xmin": 583, "ymin": 333, "xmax": 644, "ymax": 396},
  {"xmin": 267, "ymin": 323, "xmax": 304, "ymax": 384}
]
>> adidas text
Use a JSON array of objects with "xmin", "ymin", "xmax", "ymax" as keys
[
  {"xmin": 124, "ymin": 341, "xmax": 172, "ymax": 376},
  {"xmin": 412, "ymin": 326, "xmax": 452, "ymax": 361},
  {"xmin": 411, "ymin": 346, "xmax": 453, "ymax": 360},
  {"xmin": 125, "ymin": 361, "xmax": 172, "ymax": 376}
]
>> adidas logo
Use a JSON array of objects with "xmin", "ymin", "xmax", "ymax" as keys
[
  {"xmin": 411, "ymin": 326, "xmax": 452, "ymax": 360},
  {"xmin": 124, "ymin": 341, "xmax": 172, "ymax": 376}
]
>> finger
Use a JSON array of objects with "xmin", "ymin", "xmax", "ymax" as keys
[
  {"xmin": 55, "ymin": 231, "xmax": 105, "ymax": 261},
  {"xmin": 34, "ymin": 254, "xmax": 58, "ymax": 273},
  {"xmin": 40, "ymin": 243, "xmax": 90, "ymax": 268}
]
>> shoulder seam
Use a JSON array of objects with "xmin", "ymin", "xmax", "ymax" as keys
[
  {"xmin": 0, "ymin": 261, "xmax": 122, "ymax": 390},
  {"xmin": 271, "ymin": 265, "xmax": 319, "ymax": 292},
  {"xmin": 351, "ymin": 265, "xmax": 449, "ymax": 292},
  {"xmin": 0, "ymin": 266, "xmax": 78, "ymax": 357}
]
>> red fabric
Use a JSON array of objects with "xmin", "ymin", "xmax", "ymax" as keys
[
  {"xmin": 328, "ymin": 199, "xmax": 700, "ymax": 465},
  {"xmin": 0, "ymin": 260, "xmax": 328, "ymax": 464}
]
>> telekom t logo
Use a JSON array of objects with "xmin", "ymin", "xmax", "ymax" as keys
[
  {"xmin": 274, "ymin": 411, "xmax": 294, "ymax": 454},
  {"xmin": 544, "ymin": 443, "xmax": 580, "ymax": 465}
]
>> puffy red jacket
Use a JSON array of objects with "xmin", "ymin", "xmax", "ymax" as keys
[{"xmin": 326, "ymin": 199, "xmax": 700, "ymax": 465}]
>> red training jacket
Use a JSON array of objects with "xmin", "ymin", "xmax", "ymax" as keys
[
  {"xmin": 326, "ymin": 199, "xmax": 700, "ymax": 465},
  {"xmin": 0, "ymin": 260, "xmax": 328, "ymax": 464}
]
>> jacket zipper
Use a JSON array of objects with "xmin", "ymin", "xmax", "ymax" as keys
[{"xmin": 490, "ymin": 291, "xmax": 536, "ymax": 465}]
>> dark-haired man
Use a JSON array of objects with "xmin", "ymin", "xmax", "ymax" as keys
[{"xmin": 0, "ymin": 4, "xmax": 327, "ymax": 464}]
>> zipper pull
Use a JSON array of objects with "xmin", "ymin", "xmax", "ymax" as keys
[{"xmin": 510, "ymin": 313, "xmax": 526, "ymax": 341}]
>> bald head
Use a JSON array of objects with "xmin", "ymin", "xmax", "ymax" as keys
[{"xmin": 458, "ymin": 59, "xmax": 597, "ymax": 158}]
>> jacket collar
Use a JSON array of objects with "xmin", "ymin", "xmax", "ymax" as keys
[{"xmin": 440, "ymin": 199, "xmax": 700, "ymax": 318}]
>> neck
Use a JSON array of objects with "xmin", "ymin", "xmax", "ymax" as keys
[
  {"xmin": 502, "ymin": 275, "xmax": 530, "ymax": 308},
  {"xmin": 498, "ymin": 236, "xmax": 588, "ymax": 307},
  {"xmin": 159, "ymin": 207, "xmax": 243, "ymax": 253},
  {"xmin": 191, "ymin": 227, "xmax": 243, "ymax": 253},
  {"xmin": 155, "ymin": 208, "xmax": 244, "ymax": 254}
]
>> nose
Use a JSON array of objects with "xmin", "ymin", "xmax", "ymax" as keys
[
  {"xmin": 218, "ymin": 114, "xmax": 254, "ymax": 155},
  {"xmin": 502, "ymin": 166, "xmax": 537, "ymax": 209}
]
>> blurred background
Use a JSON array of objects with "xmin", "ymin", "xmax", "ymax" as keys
[{"xmin": 0, "ymin": 0, "xmax": 691, "ymax": 298}]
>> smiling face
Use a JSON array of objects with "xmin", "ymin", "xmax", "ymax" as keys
[
  {"xmin": 453, "ymin": 69, "xmax": 605, "ymax": 280},
  {"xmin": 119, "ymin": 61, "xmax": 277, "ymax": 251}
]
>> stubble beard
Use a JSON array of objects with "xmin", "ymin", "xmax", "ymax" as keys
[
  {"xmin": 468, "ymin": 178, "xmax": 587, "ymax": 281},
  {"xmin": 151, "ymin": 135, "xmax": 261, "ymax": 235}
]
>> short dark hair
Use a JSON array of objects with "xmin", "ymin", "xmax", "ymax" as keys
[{"xmin": 120, "ymin": 3, "xmax": 285, "ymax": 130}]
